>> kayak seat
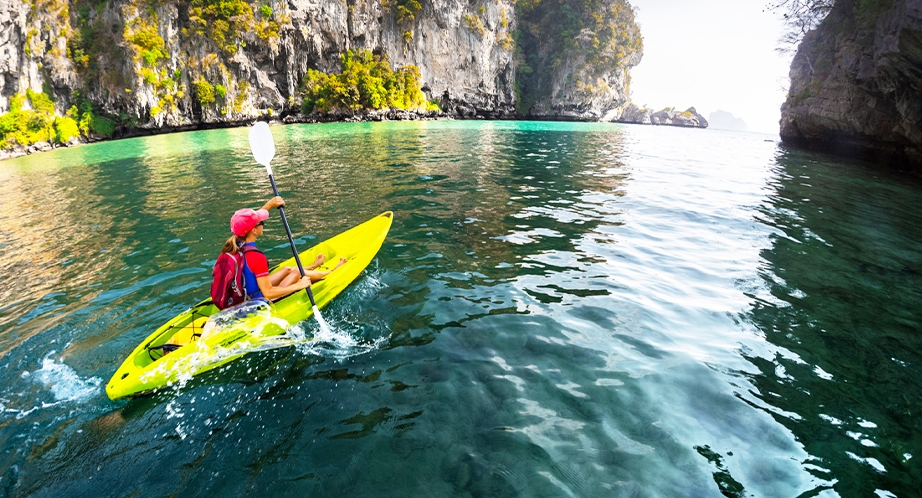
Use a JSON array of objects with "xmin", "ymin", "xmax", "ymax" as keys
[
  {"xmin": 147, "ymin": 343, "xmax": 181, "ymax": 360},
  {"xmin": 166, "ymin": 316, "xmax": 210, "ymax": 347},
  {"xmin": 147, "ymin": 316, "xmax": 210, "ymax": 361}
]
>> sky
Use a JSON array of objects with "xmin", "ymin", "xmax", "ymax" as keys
[{"xmin": 626, "ymin": 0, "xmax": 794, "ymax": 134}]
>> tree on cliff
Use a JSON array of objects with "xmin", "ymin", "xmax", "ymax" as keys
[
  {"xmin": 769, "ymin": 0, "xmax": 896, "ymax": 53},
  {"xmin": 768, "ymin": 0, "xmax": 834, "ymax": 53}
]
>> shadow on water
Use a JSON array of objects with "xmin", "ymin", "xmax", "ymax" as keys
[{"xmin": 742, "ymin": 147, "xmax": 922, "ymax": 495}]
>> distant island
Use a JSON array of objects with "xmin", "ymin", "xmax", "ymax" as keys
[
  {"xmin": 617, "ymin": 104, "xmax": 708, "ymax": 128},
  {"xmin": 707, "ymin": 111, "xmax": 748, "ymax": 132}
]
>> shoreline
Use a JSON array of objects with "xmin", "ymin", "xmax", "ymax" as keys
[
  {"xmin": 0, "ymin": 108, "xmax": 460, "ymax": 162},
  {"xmin": 0, "ymin": 109, "xmax": 723, "ymax": 163}
]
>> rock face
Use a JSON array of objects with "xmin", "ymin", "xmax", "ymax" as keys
[
  {"xmin": 0, "ymin": 0, "xmax": 656, "ymax": 159},
  {"xmin": 616, "ymin": 104, "xmax": 708, "ymax": 128},
  {"xmin": 514, "ymin": 0, "xmax": 643, "ymax": 121},
  {"xmin": 0, "ymin": 0, "xmax": 517, "ymax": 131},
  {"xmin": 708, "ymin": 110, "xmax": 748, "ymax": 132},
  {"xmin": 780, "ymin": 0, "xmax": 922, "ymax": 170},
  {"xmin": 618, "ymin": 103, "xmax": 653, "ymax": 124}
]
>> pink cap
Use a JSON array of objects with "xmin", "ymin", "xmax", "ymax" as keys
[{"xmin": 230, "ymin": 208, "xmax": 269, "ymax": 236}]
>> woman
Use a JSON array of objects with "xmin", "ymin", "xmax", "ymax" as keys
[{"xmin": 224, "ymin": 196, "xmax": 346, "ymax": 301}]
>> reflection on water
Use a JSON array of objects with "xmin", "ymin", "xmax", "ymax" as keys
[
  {"xmin": 0, "ymin": 122, "xmax": 920, "ymax": 497},
  {"xmin": 744, "ymin": 149, "xmax": 922, "ymax": 496}
]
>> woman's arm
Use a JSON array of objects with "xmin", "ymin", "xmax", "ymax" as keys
[{"xmin": 261, "ymin": 196, "xmax": 285, "ymax": 211}]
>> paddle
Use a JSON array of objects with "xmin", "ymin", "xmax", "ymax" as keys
[{"xmin": 248, "ymin": 121, "xmax": 332, "ymax": 334}]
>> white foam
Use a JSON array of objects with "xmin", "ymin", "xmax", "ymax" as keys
[
  {"xmin": 288, "ymin": 319, "xmax": 387, "ymax": 361},
  {"xmin": 22, "ymin": 357, "xmax": 101, "ymax": 403},
  {"xmin": 143, "ymin": 299, "xmax": 388, "ymax": 398},
  {"xmin": 312, "ymin": 305, "xmax": 334, "ymax": 336}
]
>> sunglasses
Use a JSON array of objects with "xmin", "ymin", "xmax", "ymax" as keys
[{"xmin": 256, "ymin": 221, "xmax": 265, "ymax": 227}]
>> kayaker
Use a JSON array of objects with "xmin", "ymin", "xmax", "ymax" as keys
[{"xmin": 224, "ymin": 196, "xmax": 346, "ymax": 301}]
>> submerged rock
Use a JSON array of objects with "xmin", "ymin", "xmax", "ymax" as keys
[{"xmin": 780, "ymin": 0, "xmax": 922, "ymax": 171}]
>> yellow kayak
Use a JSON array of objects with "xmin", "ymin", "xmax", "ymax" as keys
[{"xmin": 105, "ymin": 211, "xmax": 393, "ymax": 400}]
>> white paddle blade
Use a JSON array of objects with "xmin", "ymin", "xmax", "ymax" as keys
[{"xmin": 248, "ymin": 121, "xmax": 275, "ymax": 174}]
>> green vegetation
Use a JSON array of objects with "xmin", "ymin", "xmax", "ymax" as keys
[
  {"xmin": 194, "ymin": 77, "xmax": 217, "ymax": 106},
  {"xmin": 126, "ymin": 24, "xmax": 166, "ymax": 67},
  {"xmin": 189, "ymin": 0, "xmax": 284, "ymax": 54},
  {"xmin": 233, "ymin": 81, "xmax": 249, "ymax": 113},
  {"xmin": 514, "ymin": 0, "xmax": 642, "ymax": 114},
  {"xmin": 67, "ymin": 0, "xmax": 122, "ymax": 80},
  {"xmin": 122, "ymin": 11, "xmax": 185, "ymax": 119},
  {"xmin": 382, "ymin": 0, "xmax": 422, "ymax": 24},
  {"xmin": 497, "ymin": 32, "xmax": 514, "ymax": 51},
  {"xmin": 71, "ymin": 92, "xmax": 116, "ymax": 137},
  {"xmin": 189, "ymin": 0, "xmax": 255, "ymax": 54},
  {"xmin": 0, "ymin": 90, "xmax": 116, "ymax": 150},
  {"xmin": 463, "ymin": 14, "xmax": 486, "ymax": 37},
  {"xmin": 54, "ymin": 114, "xmax": 81, "ymax": 142},
  {"xmin": 300, "ymin": 50, "xmax": 432, "ymax": 113},
  {"xmin": 0, "ymin": 91, "xmax": 56, "ymax": 149}
]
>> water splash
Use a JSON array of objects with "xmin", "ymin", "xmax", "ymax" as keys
[
  {"xmin": 22, "ymin": 357, "xmax": 101, "ymax": 403},
  {"xmin": 144, "ymin": 298, "xmax": 387, "ymax": 396},
  {"xmin": 311, "ymin": 305, "xmax": 334, "ymax": 336},
  {"xmin": 1, "ymin": 356, "xmax": 103, "ymax": 420}
]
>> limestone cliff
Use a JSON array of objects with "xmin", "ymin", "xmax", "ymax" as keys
[
  {"xmin": 0, "ymin": 0, "xmax": 516, "ymax": 142},
  {"xmin": 780, "ymin": 0, "xmax": 922, "ymax": 170},
  {"xmin": 514, "ymin": 0, "xmax": 643, "ymax": 121},
  {"xmin": 0, "ymin": 0, "xmax": 648, "ymax": 158}
]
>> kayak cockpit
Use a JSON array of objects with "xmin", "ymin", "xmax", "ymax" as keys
[{"xmin": 135, "ymin": 303, "xmax": 218, "ymax": 369}]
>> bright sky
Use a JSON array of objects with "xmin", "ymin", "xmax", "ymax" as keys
[{"xmin": 627, "ymin": 0, "xmax": 794, "ymax": 133}]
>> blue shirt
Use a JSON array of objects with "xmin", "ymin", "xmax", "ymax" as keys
[{"xmin": 240, "ymin": 242, "xmax": 267, "ymax": 300}]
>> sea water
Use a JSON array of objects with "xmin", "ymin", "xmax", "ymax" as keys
[{"xmin": 0, "ymin": 121, "xmax": 920, "ymax": 497}]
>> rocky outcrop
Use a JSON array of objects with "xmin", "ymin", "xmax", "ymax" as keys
[
  {"xmin": 616, "ymin": 103, "xmax": 708, "ymax": 128},
  {"xmin": 780, "ymin": 0, "xmax": 922, "ymax": 170},
  {"xmin": 0, "ymin": 0, "xmax": 516, "ymax": 132},
  {"xmin": 514, "ymin": 0, "xmax": 643, "ymax": 121},
  {"xmin": 617, "ymin": 103, "xmax": 653, "ymax": 124}
]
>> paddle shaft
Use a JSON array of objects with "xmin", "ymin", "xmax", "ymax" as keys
[{"xmin": 267, "ymin": 173, "xmax": 317, "ymax": 307}]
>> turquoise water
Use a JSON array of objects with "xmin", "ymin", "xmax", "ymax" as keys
[{"xmin": 0, "ymin": 121, "xmax": 920, "ymax": 497}]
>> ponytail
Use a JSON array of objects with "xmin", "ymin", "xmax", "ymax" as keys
[{"xmin": 221, "ymin": 234, "xmax": 244, "ymax": 254}]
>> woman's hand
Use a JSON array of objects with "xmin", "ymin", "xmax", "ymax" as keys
[
  {"xmin": 298, "ymin": 275, "xmax": 312, "ymax": 290},
  {"xmin": 262, "ymin": 196, "xmax": 285, "ymax": 211}
]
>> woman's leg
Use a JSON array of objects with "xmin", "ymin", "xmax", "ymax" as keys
[
  {"xmin": 306, "ymin": 257, "xmax": 348, "ymax": 282},
  {"xmin": 270, "ymin": 266, "xmax": 300, "ymax": 287}
]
